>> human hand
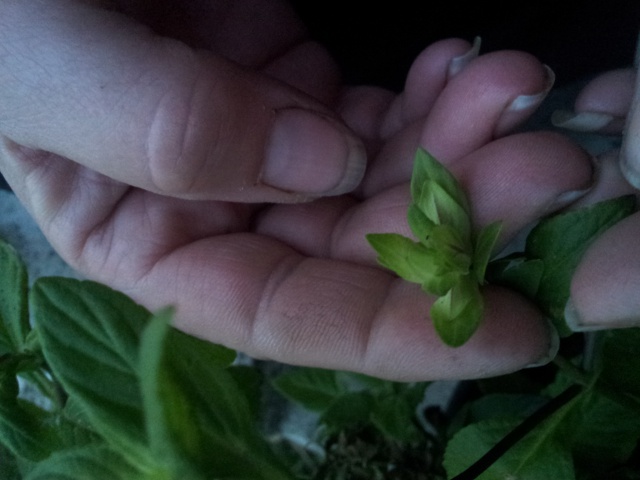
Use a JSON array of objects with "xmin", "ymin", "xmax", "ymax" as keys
[
  {"xmin": 554, "ymin": 61, "xmax": 640, "ymax": 331},
  {"xmin": 0, "ymin": 1, "xmax": 594, "ymax": 380}
]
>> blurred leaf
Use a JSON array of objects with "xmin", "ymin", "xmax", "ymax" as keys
[
  {"xmin": 23, "ymin": 445, "xmax": 140, "ymax": 480},
  {"xmin": 272, "ymin": 368, "xmax": 349, "ymax": 412},
  {"xmin": 370, "ymin": 391, "xmax": 423, "ymax": 444},
  {"xmin": 0, "ymin": 238, "xmax": 30, "ymax": 354},
  {"xmin": 30, "ymin": 278, "xmax": 151, "ymax": 467},
  {"xmin": 599, "ymin": 328, "xmax": 640, "ymax": 402},
  {"xmin": 0, "ymin": 373, "xmax": 59, "ymax": 462},
  {"xmin": 320, "ymin": 391, "xmax": 374, "ymax": 432},
  {"xmin": 444, "ymin": 417, "xmax": 575, "ymax": 479}
]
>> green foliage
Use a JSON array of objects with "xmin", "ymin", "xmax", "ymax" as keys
[
  {"xmin": 488, "ymin": 195, "xmax": 636, "ymax": 336},
  {"xmin": 0, "ymin": 238, "xmax": 294, "ymax": 480},
  {"xmin": 367, "ymin": 149, "xmax": 502, "ymax": 346},
  {"xmin": 367, "ymin": 149, "xmax": 636, "ymax": 345}
]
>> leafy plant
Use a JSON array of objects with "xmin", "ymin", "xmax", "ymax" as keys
[
  {"xmin": 367, "ymin": 148, "xmax": 637, "ymax": 344},
  {"xmin": 0, "ymin": 239, "xmax": 294, "ymax": 480},
  {"xmin": 367, "ymin": 149, "xmax": 502, "ymax": 347}
]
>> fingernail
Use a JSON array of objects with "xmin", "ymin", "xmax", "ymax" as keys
[
  {"xmin": 448, "ymin": 36, "xmax": 481, "ymax": 79},
  {"xmin": 505, "ymin": 65, "xmax": 555, "ymax": 113},
  {"xmin": 551, "ymin": 110, "xmax": 618, "ymax": 132},
  {"xmin": 564, "ymin": 298, "xmax": 601, "ymax": 332},
  {"xmin": 263, "ymin": 108, "xmax": 366, "ymax": 196},
  {"xmin": 547, "ymin": 187, "xmax": 592, "ymax": 213},
  {"xmin": 620, "ymin": 153, "xmax": 640, "ymax": 189},
  {"xmin": 524, "ymin": 318, "xmax": 560, "ymax": 368},
  {"xmin": 621, "ymin": 66, "xmax": 640, "ymax": 189}
]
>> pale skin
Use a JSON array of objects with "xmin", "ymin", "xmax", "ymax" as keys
[
  {"xmin": 1, "ymin": 0, "xmax": 620, "ymax": 381},
  {"xmin": 564, "ymin": 64, "xmax": 640, "ymax": 331}
]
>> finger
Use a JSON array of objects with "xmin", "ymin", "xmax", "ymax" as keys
[
  {"xmin": 362, "ymin": 50, "xmax": 554, "ymax": 196},
  {"xmin": 379, "ymin": 37, "xmax": 480, "ymax": 138},
  {"xmin": 552, "ymin": 68, "xmax": 635, "ymax": 134},
  {"xmin": 336, "ymin": 38, "xmax": 479, "ymax": 160},
  {"xmin": 0, "ymin": 1, "xmax": 365, "ymax": 202},
  {"xmin": 568, "ymin": 212, "xmax": 640, "ymax": 331},
  {"xmin": 622, "ymin": 64, "xmax": 640, "ymax": 188},
  {"xmin": 114, "ymin": 234, "xmax": 554, "ymax": 381},
  {"xmin": 0, "ymin": 138, "xmax": 253, "ymax": 272},
  {"xmin": 256, "ymin": 132, "xmax": 594, "ymax": 260}
]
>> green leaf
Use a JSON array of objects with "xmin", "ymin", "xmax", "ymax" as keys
[
  {"xmin": 366, "ymin": 233, "xmax": 450, "ymax": 286},
  {"xmin": 320, "ymin": 391, "xmax": 374, "ymax": 432},
  {"xmin": 410, "ymin": 149, "xmax": 471, "ymax": 238},
  {"xmin": 599, "ymin": 328, "xmax": 640, "ymax": 402},
  {"xmin": 272, "ymin": 367, "xmax": 348, "ymax": 412},
  {"xmin": 0, "ymin": 376, "xmax": 59, "ymax": 461},
  {"xmin": 138, "ymin": 309, "xmax": 203, "ymax": 478},
  {"xmin": 422, "ymin": 224, "xmax": 472, "ymax": 272},
  {"xmin": 370, "ymin": 391, "xmax": 423, "ymax": 444},
  {"xmin": 524, "ymin": 195, "xmax": 636, "ymax": 334},
  {"xmin": 487, "ymin": 256, "xmax": 544, "ymax": 299},
  {"xmin": 444, "ymin": 417, "xmax": 575, "ymax": 479},
  {"xmin": 164, "ymin": 336, "xmax": 294, "ymax": 479},
  {"xmin": 406, "ymin": 203, "xmax": 435, "ymax": 242},
  {"xmin": 430, "ymin": 276, "xmax": 484, "ymax": 347},
  {"xmin": 23, "ymin": 445, "xmax": 140, "ymax": 480},
  {"xmin": 227, "ymin": 365, "xmax": 264, "ymax": 423},
  {"xmin": 30, "ymin": 278, "xmax": 152, "ymax": 467},
  {"xmin": 0, "ymin": 238, "xmax": 30, "ymax": 354},
  {"xmin": 472, "ymin": 221, "xmax": 502, "ymax": 284}
]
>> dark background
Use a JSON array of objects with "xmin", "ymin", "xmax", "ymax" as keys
[
  {"xmin": 1, "ymin": 1, "xmax": 639, "ymax": 191},
  {"xmin": 290, "ymin": 0, "xmax": 639, "ymax": 89}
]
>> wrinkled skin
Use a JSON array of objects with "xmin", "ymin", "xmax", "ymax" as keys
[{"xmin": 0, "ymin": 0, "xmax": 601, "ymax": 380}]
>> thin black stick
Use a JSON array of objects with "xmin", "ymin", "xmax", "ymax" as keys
[{"xmin": 451, "ymin": 384, "xmax": 583, "ymax": 480}]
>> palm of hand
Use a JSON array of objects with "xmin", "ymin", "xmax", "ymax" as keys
[{"xmin": 0, "ymin": 0, "xmax": 594, "ymax": 380}]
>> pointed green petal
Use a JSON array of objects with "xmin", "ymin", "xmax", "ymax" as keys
[
  {"xmin": 430, "ymin": 276, "xmax": 484, "ymax": 347},
  {"xmin": 473, "ymin": 221, "xmax": 503, "ymax": 284},
  {"xmin": 407, "ymin": 204, "xmax": 435, "ymax": 242},
  {"xmin": 366, "ymin": 233, "xmax": 444, "ymax": 285}
]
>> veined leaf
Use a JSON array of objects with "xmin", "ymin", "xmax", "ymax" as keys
[
  {"xmin": 23, "ymin": 445, "xmax": 140, "ymax": 480},
  {"xmin": 30, "ymin": 278, "xmax": 152, "ymax": 468},
  {"xmin": 0, "ymin": 238, "xmax": 30, "ymax": 354},
  {"xmin": 525, "ymin": 195, "xmax": 635, "ymax": 334},
  {"xmin": 138, "ymin": 309, "xmax": 203, "ymax": 478},
  {"xmin": 444, "ymin": 417, "xmax": 575, "ymax": 479}
]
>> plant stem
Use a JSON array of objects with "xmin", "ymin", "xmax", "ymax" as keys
[{"xmin": 450, "ymin": 384, "xmax": 583, "ymax": 480}]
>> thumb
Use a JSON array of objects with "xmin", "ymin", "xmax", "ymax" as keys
[
  {"xmin": 0, "ymin": 1, "xmax": 365, "ymax": 202},
  {"xmin": 568, "ymin": 212, "xmax": 640, "ymax": 331}
]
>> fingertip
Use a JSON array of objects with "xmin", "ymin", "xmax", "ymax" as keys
[
  {"xmin": 570, "ymin": 213, "xmax": 640, "ymax": 330},
  {"xmin": 262, "ymin": 108, "xmax": 367, "ymax": 197}
]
